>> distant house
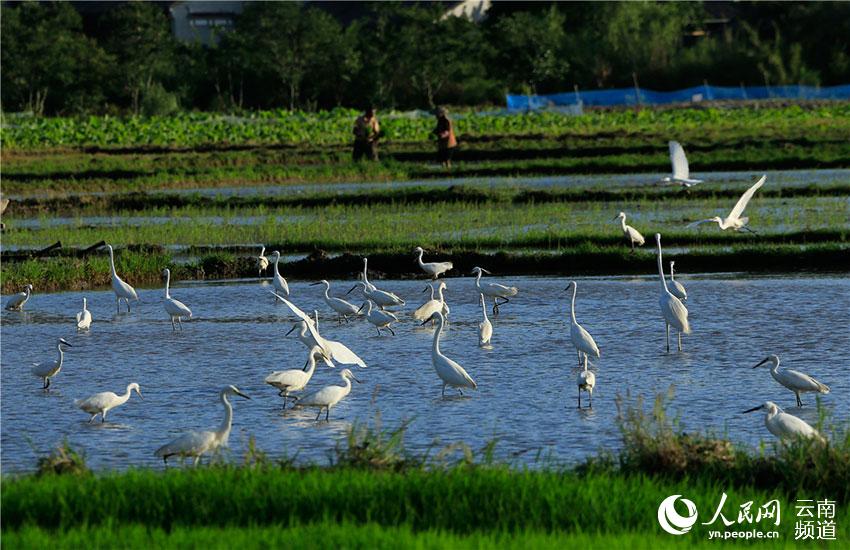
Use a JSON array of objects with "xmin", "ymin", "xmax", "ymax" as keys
[{"xmin": 169, "ymin": 1, "xmax": 245, "ymax": 45}]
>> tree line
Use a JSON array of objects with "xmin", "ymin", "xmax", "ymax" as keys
[{"xmin": 2, "ymin": 1, "xmax": 848, "ymax": 116}]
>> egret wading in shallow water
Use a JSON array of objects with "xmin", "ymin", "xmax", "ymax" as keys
[
  {"xmin": 256, "ymin": 246, "xmax": 269, "ymax": 277},
  {"xmin": 655, "ymin": 234, "xmax": 690, "ymax": 352},
  {"xmin": 359, "ymin": 300, "xmax": 399, "ymax": 336},
  {"xmin": 478, "ymin": 293, "xmax": 492, "ymax": 347},
  {"xmin": 471, "ymin": 267, "xmax": 518, "ymax": 316},
  {"xmin": 295, "ymin": 368, "xmax": 360, "ymax": 421},
  {"xmin": 613, "ymin": 212, "xmax": 645, "ymax": 252},
  {"xmin": 668, "ymin": 261, "xmax": 687, "ymax": 301},
  {"xmin": 75, "ymin": 297, "xmax": 92, "ymax": 331},
  {"xmin": 662, "ymin": 140, "xmax": 703, "ymax": 187},
  {"xmin": 76, "ymin": 383, "xmax": 142, "ymax": 423},
  {"xmin": 752, "ymin": 355, "xmax": 830, "ymax": 407},
  {"xmin": 347, "ymin": 280, "xmax": 405, "ymax": 310},
  {"xmin": 106, "ymin": 244, "xmax": 138, "ymax": 313},
  {"xmin": 414, "ymin": 246, "xmax": 453, "ymax": 279},
  {"xmin": 32, "ymin": 338, "xmax": 72, "ymax": 390},
  {"xmin": 577, "ymin": 363, "xmax": 595, "ymax": 409},
  {"xmin": 310, "ymin": 280, "xmax": 359, "ymax": 323},
  {"xmin": 5, "ymin": 284, "xmax": 33, "ymax": 311},
  {"xmin": 270, "ymin": 251, "xmax": 290, "ymax": 296},
  {"xmin": 414, "ymin": 282, "xmax": 447, "ymax": 323},
  {"xmin": 265, "ymin": 346, "xmax": 327, "ymax": 408},
  {"xmin": 687, "ymin": 175, "xmax": 766, "ymax": 232},
  {"xmin": 743, "ymin": 402, "xmax": 825, "ymax": 442},
  {"xmin": 163, "ymin": 268, "xmax": 192, "ymax": 331},
  {"xmin": 155, "ymin": 385, "xmax": 250, "ymax": 466},
  {"xmin": 423, "ymin": 311, "xmax": 477, "ymax": 397},
  {"xmin": 565, "ymin": 281, "xmax": 600, "ymax": 369}
]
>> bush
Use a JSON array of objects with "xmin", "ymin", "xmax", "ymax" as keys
[{"xmin": 141, "ymin": 84, "xmax": 180, "ymax": 117}]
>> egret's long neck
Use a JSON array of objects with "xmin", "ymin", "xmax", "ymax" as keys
[
  {"xmin": 656, "ymin": 242, "xmax": 669, "ymax": 291},
  {"xmin": 340, "ymin": 375, "xmax": 353, "ymax": 396},
  {"xmin": 480, "ymin": 298, "xmax": 488, "ymax": 321},
  {"xmin": 217, "ymin": 393, "xmax": 234, "ymax": 442},
  {"xmin": 436, "ymin": 286, "xmax": 445, "ymax": 304},
  {"xmin": 432, "ymin": 315, "xmax": 444, "ymax": 354},
  {"xmin": 306, "ymin": 356, "xmax": 317, "ymax": 377},
  {"xmin": 164, "ymin": 270, "xmax": 171, "ymax": 299},
  {"xmin": 322, "ymin": 283, "xmax": 331, "ymax": 300},
  {"xmin": 669, "ymin": 264, "xmax": 676, "ymax": 282},
  {"xmin": 274, "ymin": 255, "xmax": 281, "ymax": 276},
  {"xmin": 365, "ymin": 301, "xmax": 373, "ymax": 315},
  {"xmin": 475, "ymin": 270, "xmax": 483, "ymax": 290},
  {"xmin": 417, "ymin": 249, "xmax": 425, "ymax": 267},
  {"xmin": 620, "ymin": 216, "xmax": 627, "ymax": 231},
  {"xmin": 57, "ymin": 345, "xmax": 64, "ymax": 364},
  {"xmin": 427, "ymin": 285, "xmax": 435, "ymax": 300},
  {"xmin": 83, "ymin": 298, "xmax": 87, "ymax": 311},
  {"xmin": 570, "ymin": 285, "xmax": 577, "ymax": 324},
  {"xmin": 118, "ymin": 386, "xmax": 134, "ymax": 405},
  {"xmin": 363, "ymin": 260, "xmax": 369, "ymax": 284},
  {"xmin": 108, "ymin": 248, "xmax": 117, "ymax": 276}
]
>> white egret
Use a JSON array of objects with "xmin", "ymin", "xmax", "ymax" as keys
[
  {"xmin": 577, "ymin": 364, "xmax": 596, "ymax": 409},
  {"xmin": 347, "ymin": 280, "xmax": 404, "ymax": 310},
  {"xmin": 310, "ymin": 280, "xmax": 359, "ymax": 323},
  {"xmin": 361, "ymin": 257, "xmax": 377, "ymax": 291},
  {"xmin": 655, "ymin": 234, "xmax": 690, "ymax": 352},
  {"xmin": 265, "ymin": 346, "xmax": 327, "ymax": 408},
  {"xmin": 743, "ymin": 402, "xmax": 825, "ymax": 442},
  {"xmin": 478, "ymin": 293, "xmax": 492, "ymax": 347},
  {"xmin": 163, "ymin": 268, "xmax": 192, "ymax": 331},
  {"xmin": 471, "ymin": 267, "xmax": 518, "ymax": 315},
  {"xmin": 613, "ymin": 212, "xmax": 645, "ymax": 252},
  {"xmin": 662, "ymin": 140, "xmax": 703, "ymax": 187},
  {"xmin": 270, "ymin": 251, "xmax": 290, "ymax": 296},
  {"xmin": 31, "ymin": 338, "xmax": 72, "ymax": 390},
  {"xmin": 413, "ymin": 282, "xmax": 447, "ymax": 322},
  {"xmin": 414, "ymin": 246, "xmax": 453, "ymax": 279},
  {"xmin": 76, "ymin": 383, "xmax": 142, "ymax": 423},
  {"xmin": 687, "ymin": 175, "xmax": 766, "ymax": 232},
  {"xmin": 256, "ymin": 246, "xmax": 269, "ymax": 277},
  {"xmin": 358, "ymin": 300, "xmax": 399, "ymax": 336},
  {"xmin": 565, "ymin": 281, "xmax": 600, "ymax": 369},
  {"xmin": 106, "ymin": 244, "xmax": 139, "ymax": 313},
  {"xmin": 75, "ymin": 297, "xmax": 92, "ymax": 331},
  {"xmin": 155, "ymin": 385, "xmax": 250, "ymax": 466},
  {"xmin": 4, "ymin": 284, "xmax": 33, "ymax": 311},
  {"xmin": 294, "ymin": 368, "xmax": 360, "ymax": 421},
  {"xmin": 422, "ymin": 311, "xmax": 477, "ymax": 397},
  {"xmin": 270, "ymin": 291, "xmax": 368, "ymax": 368},
  {"xmin": 752, "ymin": 355, "xmax": 830, "ymax": 407},
  {"xmin": 669, "ymin": 261, "xmax": 687, "ymax": 301}
]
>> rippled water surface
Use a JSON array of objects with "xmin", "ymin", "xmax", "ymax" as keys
[{"xmin": 2, "ymin": 274, "xmax": 848, "ymax": 472}]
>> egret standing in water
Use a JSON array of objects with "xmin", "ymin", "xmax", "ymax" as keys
[
  {"xmin": 752, "ymin": 355, "xmax": 830, "ymax": 407},
  {"xmin": 687, "ymin": 175, "xmax": 766, "ymax": 232},
  {"xmin": 31, "ymin": 338, "xmax": 72, "ymax": 390},
  {"xmin": 655, "ymin": 234, "xmax": 690, "ymax": 352},
  {"xmin": 265, "ymin": 346, "xmax": 327, "ymax": 408},
  {"xmin": 668, "ymin": 261, "xmax": 687, "ymax": 301},
  {"xmin": 4, "ymin": 284, "xmax": 33, "ymax": 311},
  {"xmin": 361, "ymin": 257, "xmax": 377, "ymax": 291},
  {"xmin": 347, "ymin": 280, "xmax": 405, "ymax": 310},
  {"xmin": 478, "ymin": 293, "xmax": 492, "ymax": 347},
  {"xmin": 358, "ymin": 300, "xmax": 399, "ymax": 336},
  {"xmin": 613, "ymin": 212, "xmax": 645, "ymax": 252},
  {"xmin": 414, "ymin": 246, "xmax": 453, "ymax": 279},
  {"xmin": 310, "ymin": 280, "xmax": 359, "ymax": 323},
  {"xmin": 414, "ymin": 282, "xmax": 447, "ymax": 323},
  {"xmin": 75, "ymin": 297, "xmax": 92, "ymax": 331},
  {"xmin": 256, "ymin": 246, "xmax": 269, "ymax": 277},
  {"xmin": 577, "ymin": 364, "xmax": 595, "ymax": 409},
  {"xmin": 743, "ymin": 402, "xmax": 825, "ymax": 442},
  {"xmin": 270, "ymin": 251, "xmax": 290, "ymax": 296},
  {"xmin": 423, "ymin": 311, "xmax": 477, "ymax": 397},
  {"xmin": 106, "ymin": 244, "xmax": 138, "ymax": 313},
  {"xmin": 662, "ymin": 141, "xmax": 703, "ymax": 187},
  {"xmin": 294, "ymin": 369, "xmax": 360, "ymax": 421},
  {"xmin": 76, "ymin": 383, "xmax": 142, "ymax": 423},
  {"xmin": 155, "ymin": 385, "xmax": 250, "ymax": 466},
  {"xmin": 471, "ymin": 267, "xmax": 518, "ymax": 316},
  {"xmin": 163, "ymin": 268, "xmax": 192, "ymax": 331},
  {"xmin": 565, "ymin": 281, "xmax": 600, "ymax": 369}
]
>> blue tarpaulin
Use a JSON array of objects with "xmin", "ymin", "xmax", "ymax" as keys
[{"xmin": 506, "ymin": 84, "xmax": 850, "ymax": 111}]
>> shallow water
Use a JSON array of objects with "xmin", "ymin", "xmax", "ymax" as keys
[{"xmin": 1, "ymin": 274, "xmax": 848, "ymax": 472}]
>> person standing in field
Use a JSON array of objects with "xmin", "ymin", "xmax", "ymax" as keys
[
  {"xmin": 352, "ymin": 106, "xmax": 380, "ymax": 161},
  {"xmin": 433, "ymin": 107, "xmax": 457, "ymax": 169}
]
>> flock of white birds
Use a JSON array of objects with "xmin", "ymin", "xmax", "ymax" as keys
[{"xmin": 3, "ymin": 148, "xmax": 834, "ymax": 464}]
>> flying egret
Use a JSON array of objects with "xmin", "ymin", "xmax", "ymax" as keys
[
  {"xmin": 4, "ymin": 284, "xmax": 33, "ymax": 311},
  {"xmin": 613, "ymin": 212, "xmax": 645, "ymax": 252},
  {"xmin": 163, "ymin": 268, "xmax": 192, "ymax": 331},
  {"xmin": 478, "ymin": 293, "xmax": 492, "ymax": 347},
  {"xmin": 662, "ymin": 141, "xmax": 703, "ymax": 187},
  {"xmin": 655, "ymin": 234, "xmax": 690, "ymax": 352},
  {"xmin": 577, "ymin": 363, "xmax": 595, "ymax": 409},
  {"xmin": 311, "ymin": 280, "xmax": 359, "ymax": 323},
  {"xmin": 76, "ymin": 383, "xmax": 142, "ymax": 423},
  {"xmin": 75, "ymin": 297, "xmax": 92, "ymax": 331},
  {"xmin": 256, "ymin": 246, "xmax": 269, "ymax": 277},
  {"xmin": 413, "ymin": 282, "xmax": 447, "ymax": 323},
  {"xmin": 422, "ymin": 311, "xmax": 477, "ymax": 397},
  {"xmin": 106, "ymin": 244, "xmax": 139, "ymax": 313},
  {"xmin": 669, "ymin": 261, "xmax": 687, "ymax": 301},
  {"xmin": 265, "ymin": 346, "xmax": 327, "ymax": 408},
  {"xmin": 294, "ymin": 368, "xmax": 360, "ymax": 421},
  {"xmin": 32, "ymin": 338, "xmax": 72, "ymax": 390},
  {"xmin": 471, "ymin": 267, "xmax": 518, "ymax": 315},
  {"xmin": 155, "ymin": 385, "xmax": 250, "ymax": 466},
  {"xmin": 270, "ymin": 251, "xmax": 290, "ymax": 296},
  {"xmin": 752, "ymin": 355, "xmax": 830, "ymax": 407},
  {"xmin": 347, "ymin": 280, "xmax": 404, "ymax": 310},
  {"xmin": 359, "ymin": 300, "xmax": 399, "ymax": 336},
  {"xmin": 687, "ymin": 175, "xmax": 766, "ymax": 232},
  {"xmin": 414, "ymin": 246, "xmax": 453, "ymax": 279},
  {"xmin": 565, "ymin": 281, "xmax": 600, "ymax": 369},
  {"xmin": 743, "ymin": 402, "xmax": 825, "ymax": 442},
  {"xmin": 271, "ymin": 291, "xmax": 368, "ymax": 368}
]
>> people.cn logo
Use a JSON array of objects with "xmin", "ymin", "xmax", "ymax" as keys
[{"xmin": 657, "ymin": 495, "xmax": 699, "ymax": 535}]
